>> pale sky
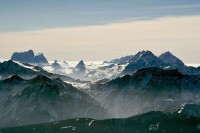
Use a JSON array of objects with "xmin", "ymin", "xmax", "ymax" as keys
[
  {"xmin": 1, "ymin": 15, "xmax": 200, "ymax": 63},
  {"xmin": 0, "ymin": 1, "xmax": 200, "ymax": 63}
]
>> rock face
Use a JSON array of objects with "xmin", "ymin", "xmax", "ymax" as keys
[
  {"xmin": 11, "ymin": 50, "xmax": 48, "ymax": 64},
  {"xmin": 0, "ymin": 75, "xmax": 110, "ymax": 128},
  {"xmin": 11, "ymin": 50, "xmax": 35, "ymax": 63},
  {"xmin": 159, "ymin": 51, "xmax": 185, "ymax": 69}
]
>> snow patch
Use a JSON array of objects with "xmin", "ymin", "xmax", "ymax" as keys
[
  {"xmin": 88, "ymin": 120, "xmax": 95, "ymax": 127},
  {"xmin": 60, "ymin": 126, "xmax": 76, "ymax": 130},
  {"xmin": 13, "ymin": 61, "xmax": 38, "ymax": 72},
  {"xmin": 149, "ymin": 123, "xmax": 159, "ymax": 131}
]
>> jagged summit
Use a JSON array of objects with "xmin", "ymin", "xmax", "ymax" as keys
[
  {"xmin": 11, "ymin": 50, "xmax": 48, "ymax": 64},
  {"xmin": 69, "ymin": 60, "xmax": 87, "ymax": 79},
  {"xmin": 11, "ymin": 50, "xmax": 35, "ymax": 63},
  {"xmin": 34, "ymin": 53, "xmax": 48, "ymax": 64},
  {"xmin": 52, "ymin": 60, "xmax": 62, "ymax": 70},
  {"xmin": 110, "ymin": 50, "xmax": 154, "ymax": 65},
  {"xmin": 75, "ymin": 60, "xmax": 86, "ymax": 71},
  {"xmin": 112, "ymin": 50, "xmax": 200, "ymax": 75},
  {"xmin": 159, "ymin": 51, "xmax": 185, "ymax": 68},
  {"xmin": 129, "ymin": 50, "xmax": 156, "ymax": 62},
  {"xmin": 122, "ymin": 50, "xmax": 166, "ymax": 75}
]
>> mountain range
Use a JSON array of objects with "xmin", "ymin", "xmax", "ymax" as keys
[
  {"xmin": 119, "ymin": 50, "xmax": 200, "ymax": 76},
  {"xmin": 0, "ymin": 75, "xmax": 109, "ymax": 128},
  {"xmin": 0, "ymin": 50, "xmax": 200, "ymax": 132},
  {"xmin": 89, "ymin": 67, "xmax": 200, "ymax": 118}
]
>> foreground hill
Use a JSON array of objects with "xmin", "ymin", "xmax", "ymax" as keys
[{"xmin": 0, "ymin": 111, "xmax": 200, "ymax": 133}]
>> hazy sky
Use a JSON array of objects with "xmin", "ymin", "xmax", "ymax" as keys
[{"xmin": 0, "ymin": 0, "xmax": 200, "ymax": 63}]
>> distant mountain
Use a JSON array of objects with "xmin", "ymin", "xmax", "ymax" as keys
[
  {"xmin": 11, "ymin": 50, "xmax": 48, "ymax": 64},
  {"xmin": 159, "ymin": 51, "xmax": 185, "ymax": 69},
  {"xmin": 1, "ymin": 111, "xmax": 200, "ymax": 133},
  {"xmin": 75, "ymin": 60, "xmax": 86, "ymax": 72},
  {"xmin": 0, "ymin": 60, "xmax": 89, "ymax": 85},
  {"xmin": 52, "ymin": 60, "xmax": 62, "ymax": 70},
  {"xmin": 69, "ymin": 60, "xmax": 87, "ymax": 79},
  {"xmin": 106, "ymin": 50, "xmax": 200, "ymax": 76},
  {"xmin": 122, "ymin": 50, "xmax": 166, "ymax": 75},
  {"xmin": 110, "ymin": 55, "xmax": 134, "ymax": 64},
  {"xmin": 0, "ymin": 75, "xmax": 110, "ymax": 128},
  {"xmin": 90, "ymin": 67, "xmax": 200, "ymax": 118},
  {"xmin": 62, "ymin": 61, "xmax": 69, "ymax": 68},
  {"xmin": 34, "ymin": 53, "xmax": 48, "ymax": 64}
]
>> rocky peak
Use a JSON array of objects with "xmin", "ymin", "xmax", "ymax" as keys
[
  {"xmin": 52, "ymin": 60, "xmax": 62, "ymax": 70},
  {"xmin": 122, "ymin": 51, "xmax": 166, "ymax": 75},
  {"xmin": 139, "ymin": 50, "xmax": 156, "ymax": 59},
  {"xmin": 34, "ymin": 53, "xmax": 48, "ymax": 64},
  {"xmin": 11, "ymin": 49, "xmax": 35, "ymax": 63},
  {"xmin": 11, "ymin": 50, "xmax": 48, "ymax": 64},
  {"xmin": 159, "ymin": 51, "xmax": 185, "ymax": 68},
  {"xmin": 128, "ymin": 50, "xmax": 157, "ymax": 63},
  {"xmin": 75, "ymin": 60, "xmax": 86, "ymax": 71}
]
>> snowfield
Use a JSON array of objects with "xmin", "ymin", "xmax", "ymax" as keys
[{"xmin": 43, "ymin": 61, "xmax": 127, "ymax": 82}]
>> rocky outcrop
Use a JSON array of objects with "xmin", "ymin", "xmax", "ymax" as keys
[{"xmin": 11, "ymin": 50, "xmax": 48, "ymax": 64}]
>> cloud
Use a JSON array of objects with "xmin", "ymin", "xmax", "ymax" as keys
[
  {"xmin": 153, "ymin": 4, "xmax": 200, "ymax": 10},
  {"xmin": 0, "ymin": 15, "xmax": 200, "ymax": 62}
]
